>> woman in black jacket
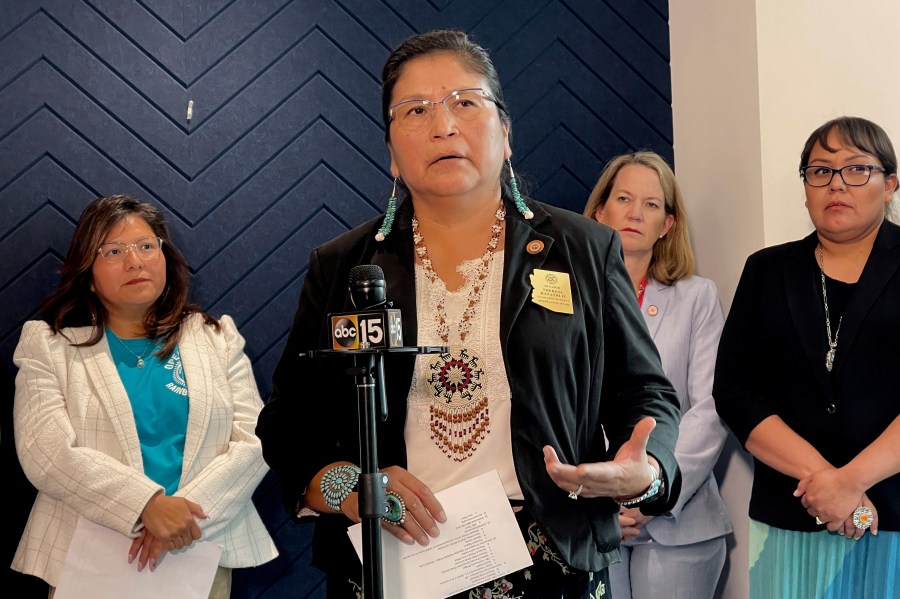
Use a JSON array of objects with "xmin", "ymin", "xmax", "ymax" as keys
[
  {"xmin": 715, "ymin": 116, "xmax": 900, "ymax": 598},
  {"xmin": 257, "ymin": 29, "xmax": 681, "ymax": 599}
]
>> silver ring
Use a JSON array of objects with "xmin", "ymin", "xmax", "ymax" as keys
[
  {"xmin": 815, "ymin": 516, "xmax": 823, "ymax": 525},
  {"xmin": 567, "ymin": 483, "xmax": 584, "ymax": 500},
  {"xmin": 852, "ymin": 506, "xmax": 873, "ymax": 531},
  {"xmin": 384, "ymin": 491, "xmax": 407, "ymax": 525}
]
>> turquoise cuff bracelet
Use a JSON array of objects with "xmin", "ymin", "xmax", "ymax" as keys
[{"xmin": 320, "ymin": 464, "xmax": 361, "ymax": 513}]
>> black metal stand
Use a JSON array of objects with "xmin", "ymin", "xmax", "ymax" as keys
[
  {"xmin": 353, "ymin": 351, "xmax": 387, "ymax": 599},
  {"xmin": 302, "ymin": 345, "xmax": 445, "ymax": 599}
]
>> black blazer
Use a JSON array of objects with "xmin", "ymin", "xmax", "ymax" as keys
[
  {"xmin": 257, "ymin": 196, "xmax": 682, "ymax": 572},
  {"xmin": 714, "ymin": 220, "xmax": 900, "ymax": 531}
]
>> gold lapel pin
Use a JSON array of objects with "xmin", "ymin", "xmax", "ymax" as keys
[{"xmin": 526, "ymin": 240, "xmax": 544, "ymax": 254}]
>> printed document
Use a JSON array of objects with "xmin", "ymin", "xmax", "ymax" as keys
[{"xmin": 348, "ymin": 469, "xmax": 532, "ymax": 599}]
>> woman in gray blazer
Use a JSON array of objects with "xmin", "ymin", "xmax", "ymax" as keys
[{"xmin": 585, "ymin": 152, "xmax": 732, "ymax": 599}]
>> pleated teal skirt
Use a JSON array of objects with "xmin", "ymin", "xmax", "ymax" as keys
[{"xmin": 749, "ymin": 520, "xmax": 899, "ymax": 599}]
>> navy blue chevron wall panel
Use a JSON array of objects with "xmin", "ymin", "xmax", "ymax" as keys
[{"xmin": 0, "ymin": 1, "xmax": 672, "ymax": 597}]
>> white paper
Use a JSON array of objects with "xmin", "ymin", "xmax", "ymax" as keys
[
  {"xmin": 348, "ymin": 469, "xmax": 532, "ymax": 599},
  {"xmin": 55, "ymin": 517, "xmax": 223, "ymax": 599}
]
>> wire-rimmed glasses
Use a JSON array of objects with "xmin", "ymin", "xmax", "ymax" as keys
[
  {"xmin": 97, "ymin": 236, "xmax": 164, "ymax": 263},
  {"xmin": 388, "ymin": 88, "xmax": 499, "ymax": 131}
]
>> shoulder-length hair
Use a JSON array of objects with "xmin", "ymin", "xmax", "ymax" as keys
[
  {"xmin": 583, "ymin": 151, "xmax": 695, "ymax": 285},
  {"xmin": 40, "ymin": 195, "xmax": 216, "ymax": 358}
]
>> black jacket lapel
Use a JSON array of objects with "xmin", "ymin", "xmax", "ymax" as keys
[
  {"xmin": 784, "ymin": 232, "xmax": 834, "ymax": 404},
  {"xmin": 500, "ymin": 200, "xmax": 554, "ymax": 348},
  {"xmin": 832, "ymin": 220, "xmax": 900, "ymax": 375}
]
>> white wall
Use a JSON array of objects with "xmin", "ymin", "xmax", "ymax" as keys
[
  {"xmin": 669, "ymin": 1, "xmax": 900, "ymax": 598},
  {"xmin": 756, "ymin": 0, "xmax": 900, "ymax": 246}
]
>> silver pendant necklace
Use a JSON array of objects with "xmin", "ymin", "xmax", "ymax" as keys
[
  {"xmin": 817, "ymin": 245, "xmax": 842, "ymax": 372},
  {"xmin": 111, "ymin": 332, "xmax": 157, "ymax": 368}
]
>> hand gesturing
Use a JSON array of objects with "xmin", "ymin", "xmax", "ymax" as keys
[{"xmin": 543, "ymin": 417, "xmax": 659, "ymax": 500}]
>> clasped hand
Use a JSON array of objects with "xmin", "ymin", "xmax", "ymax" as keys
[
  {"xmin": 795, "ymin": 467, "xmax": 878, "ymax": 539},
  {"xmin": 619, "ymin": 507, "xmax": 654, "ymax": 542},
  {"xmin": 129, "ymin": 493, "xmax": 207, "ymax": 571},
  {"xmin": 543, "ymin": 417, "xmax": 659, "ymax": 500}
]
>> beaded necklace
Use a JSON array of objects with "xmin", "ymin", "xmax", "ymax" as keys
[
  {"xmin": 412, "ymin": 203, "xmax": 505, "ymax": 461},
  {"xmin": 412, "ymin": 205, "xmax": 505, "ymax": 342}
]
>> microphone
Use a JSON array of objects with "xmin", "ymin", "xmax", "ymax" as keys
[
  {"xmin": 329, "ymin": 265, "xmax": 403, "ymax": 351},
  {"xmin": 330, "ymin": 265, "xmax": 402, "ymax": 423},
  {"xmin": 350, "ymin": 264, "xmax": 387, "ymax": 309}
]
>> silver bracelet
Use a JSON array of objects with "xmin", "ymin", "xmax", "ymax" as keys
[
  {"xmin": 320, "ymin": 464, "xmax": 361, "ymax": 513},
  {"xmin": 615, "ymin": 465, "xmax": 665, "ymax": 507}
]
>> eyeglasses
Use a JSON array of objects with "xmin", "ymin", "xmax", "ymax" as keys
[
  {"xmin": 388, "ymin": 88, "xmax": 499, "ymax": 131},
  {"xmin": 97, "ymin": 236, "xmax": 164, "ymax": 263},
  {"xmin": 800, "ymin": 164, "xmax": 886, "ymax": 187}
]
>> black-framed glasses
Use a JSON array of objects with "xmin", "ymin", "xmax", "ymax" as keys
[
  {"xmin": 388, "ymin": 88, "xmax": 499, "ymax": 131},
  {"xmin": 800, "ymin": 164, "xmax": 886, "ymax": 187},
  {"xmin": 97, "ymin": 236, "xmax": 164, "ymax": 263}
]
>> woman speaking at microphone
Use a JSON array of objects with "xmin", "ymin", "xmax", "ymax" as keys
[{"xmin": 256, "ymin": 29, "xmax": 682, "ymax": 598}]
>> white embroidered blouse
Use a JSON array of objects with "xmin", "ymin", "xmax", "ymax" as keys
[{"xmin": 404, "ymin": 251, "xmax": 523, "ymax": 499}]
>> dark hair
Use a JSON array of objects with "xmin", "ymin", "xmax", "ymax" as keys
[
  {"xmin": 380, "ymin": 30, "xmax": 520, "ymax": 202},
  {"xmin": 800, "ymin": 116, "xmax": 898, "ymax": 178},
  {"xmin": 583, "ymin": 151, "xmax": 695, "ymax": 285},
  {"xmin": 40, "ymin": 195, "xmax": 216, "ymax": 358}
]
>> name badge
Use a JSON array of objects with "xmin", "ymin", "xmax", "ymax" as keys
[{"xmin": 529, "ymin": 269, "xmax": 574, "ymax": 314}]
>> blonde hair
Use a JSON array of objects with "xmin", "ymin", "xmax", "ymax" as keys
[{"xmin": 583, "ymin": 151, "xmax": 695, "ymax": 285}]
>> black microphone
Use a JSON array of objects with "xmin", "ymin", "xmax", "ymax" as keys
[
  {"xmin": 328, "ymin": 266, "xmax": 403, "ymax": 351},
  {"xmin": 349, "ymin": 264, "xmax": 387, "ymax": 309},
  {"xmin": 333, "ymin": 264, "xmax": 402, "ymax": 423}
]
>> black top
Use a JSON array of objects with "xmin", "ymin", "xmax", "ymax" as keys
[
  {"xmin": 714, "ymin": 221, "xmax": 900, "ymax": 531},
  {"xmin": 256, "ymin": 196, "xmax": 682, "ymax": 573}
]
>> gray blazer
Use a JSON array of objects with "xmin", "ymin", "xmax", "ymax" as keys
[{"xmin": 638, "ymin": 276, "xmax": 732, "ymax": 545}]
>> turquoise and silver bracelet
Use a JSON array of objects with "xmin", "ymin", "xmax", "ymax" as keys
[
  {"xmin": 320, "ymin": 464, "xmax": 361, "ymax": 513},
  {"xmin": 616, "ymin": 464, "xmax": 665, "ymax": 507}
]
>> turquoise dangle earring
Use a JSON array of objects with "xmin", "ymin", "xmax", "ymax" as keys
[
  {"xmin": 508, "ymin": 159, "xmax": 533, "ymax": 219},
  {"xmin": 375, "ymin": 177, "xmax": 399, "ymax": 241}
]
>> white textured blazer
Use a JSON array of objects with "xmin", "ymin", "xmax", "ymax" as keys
[
  {"xmin": 638, "ymin": 276, "xmax": 733, "ymax": 545},
  {"xmin": 12, "ymin": 314, "xmax": 278, "ymax": 586}
]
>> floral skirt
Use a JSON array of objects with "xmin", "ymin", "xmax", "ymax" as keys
[
  {"xmin": 749, "ymin": 519, "xmax": 900, "ymax": 599},
  {"xmin": 331, "ymin": 506, "xmax": 610, "ymax": 599}
]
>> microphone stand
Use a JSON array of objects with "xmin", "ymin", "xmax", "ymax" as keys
[
  {"xmin": 301, "ymin": 345, "xmax": 444, "ymax": 599},
  {"xmin": 352, "ymin": 350, "xmax": 386, "ymax": 599}
]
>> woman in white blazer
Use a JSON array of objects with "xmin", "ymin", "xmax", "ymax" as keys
[
  {"xmin": 584, "ymin": 152, "xmax": 732, "ymax": 599},
  {"xmin": 12, "ymin": 195, "xmax": 277, "ymax": 598}
]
